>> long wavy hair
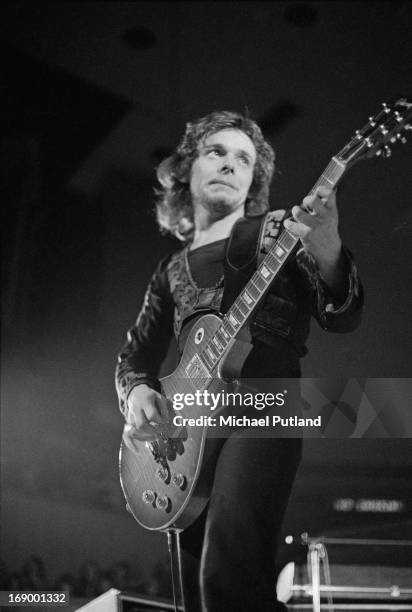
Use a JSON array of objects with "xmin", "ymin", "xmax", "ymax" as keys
[{"xmin": 155, "ymin": 110, "xmax": 275, "ymax": 241}]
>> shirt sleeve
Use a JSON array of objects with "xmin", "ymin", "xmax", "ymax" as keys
[
  {"xmin": 294, "ymin": 245, "xmax": 364, "ymax": 332},
  {"xmin": 115, "ymin": 255, "xmax": 175, "ymax": 417}
]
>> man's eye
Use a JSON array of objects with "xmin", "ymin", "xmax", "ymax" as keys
[
  {"xmin": 239, "ymin": 156, "xmax": 250, "ymax": 166},
  {"xmin": 208, "ymin": 149, "xmax": 221, "ymax": 157}
]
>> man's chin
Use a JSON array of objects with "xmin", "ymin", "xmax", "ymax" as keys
[{"xmin": 201, "ymin": 198, "xmax": 238, "ymax": 221}]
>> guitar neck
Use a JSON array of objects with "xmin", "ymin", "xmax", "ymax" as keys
[{"xmin": 198, "ymin": 156, "xmax": 347, "ymax": 373}]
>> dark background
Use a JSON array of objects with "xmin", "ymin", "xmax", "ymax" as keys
[{"xmin": 1, "ymin": 1, "xmax": 412, "ymax": 596}]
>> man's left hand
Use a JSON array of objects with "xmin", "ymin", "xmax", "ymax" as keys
[
  {"xmin": 283, "ymin": 186, "xmax": 347, "ymax": 293},
  {"xmin": 284, "ymin": 186, "xmax": 342, "ymax": 266}
]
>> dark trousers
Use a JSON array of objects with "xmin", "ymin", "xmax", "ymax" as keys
[{"xmin": 180, "ymin": 435, "xmax": 302, "ymax": 612}]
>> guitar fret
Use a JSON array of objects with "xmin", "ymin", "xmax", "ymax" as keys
[
  {"xmin": 208, "ymin": 343, "xmax": 220, "ymax": 359},
  {"xmin": 311, "ymin": 159, "xmax": 345, "ymax": 194},
  {"xmin": 236, "ymin": 299, "xmax": 250, "ymax": 316},
  {"xmin": 228, "ymin": 313, "xmax": 240, "ymax": 329},
  {"xmin": 212, "ymin": 335, "xmax": 224, "ymax": 351},
  {"xmin": 202, "ymin": 343, "xmax": 217, "ymax": 364},
  {"xmin": 232, "ymin": 305, "xmax": 245, "ymax": 324},
  {"xmin": 242, "ymin": 290, "xmax": 254, "ymax": 306},
  {"xmin": 205, "ymin": 347, "xmax": 216, "ymax": 363},
  {"xmin": 253, "ymin": 275, "xmax": 268, "ymax": 291},
  {"xmin": 271, "ymin": 244, "xmax": 287, "ymax": 261},
  {"xmin": 219, "ymin": 327, "xmax": 230, "ymax": 342},
  {"xmin": 320, "ymin": 172, "xmax": 334, "ymax": 185},
  {"xmin": 201, "ymin": 351, "xmax": 213, "ymax": 371},
  {"xmin": 278, "ymin": 230, "xmax": 297, "ymax": 250},
  {"xmin": 323, "ymin": 162, "xmax": 337, "ymax": 180},
  {"xmin": 260, "ymin": 264, "xmax": 271, "ymax": 279},
  {"xmin": 248, "ymin": 278, "xmax": 262, "ymax": 295},
  {"xmin": 266, "ymin": 253, "xmax": 282, "ymax": 270},
  {"xmin": 246, "ymin": 283, "xmax": 259, "ymax": 300}
]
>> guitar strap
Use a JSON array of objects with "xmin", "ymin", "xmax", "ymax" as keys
[
  {"xmin": 220, "ymin": 215, "xmax": 262, "ymax": 315},
  {"xmin": 220, "ymin": 209, "xmax": 287, "ymax": 315}
]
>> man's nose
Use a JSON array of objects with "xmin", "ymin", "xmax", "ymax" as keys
[{"xmin": 220, "ymin": 155, "xmax": 235, "ymax": 173}]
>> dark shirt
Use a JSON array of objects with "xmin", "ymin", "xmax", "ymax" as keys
[{"xmin": 187, "ymin": 239, "xmax": 227, "ymax": 288}]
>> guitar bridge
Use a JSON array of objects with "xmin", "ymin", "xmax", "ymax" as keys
[
  {"xmin": 146, "ymin": 435, "xmax": 185, "ymax": 465},
  {"xmin": 146, "ymin": 440, "xmax": 162, "ymax": 463}
]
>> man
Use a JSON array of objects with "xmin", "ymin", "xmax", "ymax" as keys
[{"xmin": 115, "ymin": 111, "xmax": 363, "ymax": 611}]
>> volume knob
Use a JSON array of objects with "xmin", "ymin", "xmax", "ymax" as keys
[
  {"xmin": 142, "ymin": 489, "xmax": 156, "ymax": 505},
  {"xmin": 155, "ymin": 495, "xmax": 170, "ymax": 511},
  {"xmin": 155, "ymin": 466, "xmax": 169, "ymax": 482},
  {"xmin": 171, "ymin": 473, "xmax": 186, "ymax": 489}
]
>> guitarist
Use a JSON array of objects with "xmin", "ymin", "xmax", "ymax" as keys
[{"xmin": 115, "ymin": 111, "xmax": 363, "ymax": 611}]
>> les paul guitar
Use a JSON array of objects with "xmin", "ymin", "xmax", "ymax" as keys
[{"xmin": 119, "ymin": 99, "xmax": 411, "ymax": 531}]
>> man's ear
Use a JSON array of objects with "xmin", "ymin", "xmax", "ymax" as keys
[
  {"xmin": 174, "ymin": 160, "xmax": 191, "ymax": 184},
  {"xmin": 178, "ymin": 175, "xmax": 190, "ymax": 184}
]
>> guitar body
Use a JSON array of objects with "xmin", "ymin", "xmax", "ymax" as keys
[{"xmin": 119, "ymin": 313, "xmax": 252, "ymax": 531}]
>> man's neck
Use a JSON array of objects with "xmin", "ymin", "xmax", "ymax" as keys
[{"xmin": 191, "ymin": 204, "xmax": 245, "ymax": 250}]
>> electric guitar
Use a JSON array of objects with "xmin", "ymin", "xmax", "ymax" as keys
[{"xmin": 119, "ymin": 99, "xmax": 411, "ymax": 531}]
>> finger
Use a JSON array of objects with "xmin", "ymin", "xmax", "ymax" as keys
[
  {"xmin": 315, "ymin": 186, "xmax": 336, "ymax": 208},
  {"xmin": 310, "ymin": 196, "xmax": 327, "ymax": 217},
  {"xmin": 302, "ymin": 193, "xmax": 328, "ymax": 216},
  {"xmin": 302, "ymin": 194, "xmax": 318, "ymax": 214},
  {"xmin": 292, "ymin": 205, "xmax": 318, "ymax": 227},
  {"xmin": 315, "ymin": 185, "xmax": 332, "ymax": 199},
  {"xmin": 134, "ymin": 419, "xmax": 159, "ymax": 440},
  {"xmin": 123, "ymin": 427, "xmax": 139, "ymax": 452},
  {"xmin": 131, "ymin": 407, "xmax": 161, "ymax": 438},
  {"xmin": 122, "ymin": 424, "xmax": 153, "ymax": 448},
  {"xmin": 283, "ymin": 217, "xmax": 310, "ymax": 239},
  {"xmin": 143, "ymin": 399, "xmax": 166, "ymax": 426},
  {"xmin": 155, "ymin": 394, "xmax": 171, "ymax": 423}
]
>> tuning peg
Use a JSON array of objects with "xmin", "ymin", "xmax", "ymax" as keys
[
  {"xmin": 382, "ymin": 102, "xmax": 390, "ymax": 113},
  {"xmin": 379, "ymin": 125, "xmax": 388, "ymax": 135},
  {"xmin": 394, "ymin": 133, "xmax": 407, "ymax": 144},
  {"xmin": 368, "ymin": 116, "xmax": 376, "ymax": 127},
  {"xmin": 396, "ymin": 98, "xmax": 412, "ymax": 109},
  {"xmin": 383, "ymin": 145, "xmax": 392, "ymax": 157}
]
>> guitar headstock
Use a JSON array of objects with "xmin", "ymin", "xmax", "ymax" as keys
[{"xmin": 337, "ymin": 98, "xmax": 412, "ymax": 168}]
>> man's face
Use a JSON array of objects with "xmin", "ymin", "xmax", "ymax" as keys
[{"xmin": 190, "ymin": 128, "xmax": 257, "ymax": 220}]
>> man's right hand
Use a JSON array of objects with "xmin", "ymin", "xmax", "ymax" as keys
[{"xmin": 123, "ymin": 384, "xmax": 170, "ymax": 445}]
